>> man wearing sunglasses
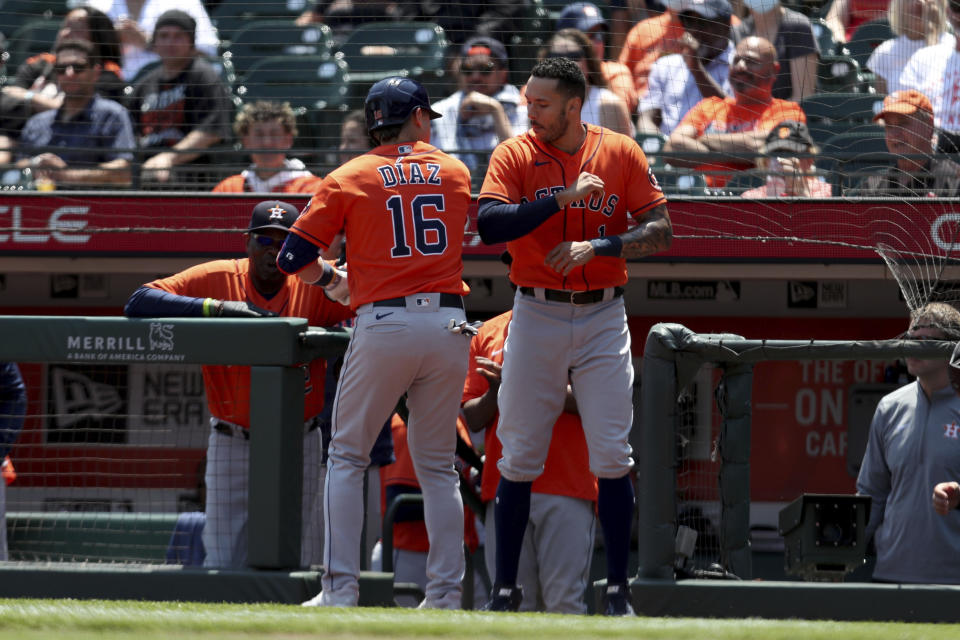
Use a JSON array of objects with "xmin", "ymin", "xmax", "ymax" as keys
[
  {"xmin": 857, "ymin": 302, "xmax": 960, "ymax": 584},
  {"xmin": 15, "ymin": 39, "xmax": 135, "ymax": 188},
  {"xmin": 431, "ymin": 36, "xmax": 528, "ymax": 171},
  {"xmin": 124, "ymin": 200, "xmax": 353, "ymax": 569}
]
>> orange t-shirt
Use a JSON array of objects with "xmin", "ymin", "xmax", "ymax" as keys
[
  {"xmin": 462, "ymin": 312, "xmax": 598, "ymax": 503},
  {"xmin": 618, "ymin": 11, "xmax": 686, "ymax": 97},
  {"xmin": 211, "ymin": 174, "xmax": 322, "ymax": 194},
  {"xmin": 289, "ymin": 140, "xmax": 472, "ymax": 308},
  {"xmin": 677, "ymin": 96, "xmax": 806, "ymax": 187},
  {"xmin": 146, "ymin": 259, "xmax": 352, "ymax": 427},
  {"xmin": 479, "ymin": 124, "xmax": 666, "ymax": 290},
  {"xmin": 602, "ymin": 60, "xmax": 639, "ymax": 114},
  {"xmin": 379, "ymin": 413, "xmax": 479, "ymax": 553}
]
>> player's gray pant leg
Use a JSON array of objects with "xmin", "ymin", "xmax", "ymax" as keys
[
  {"xmin": 497, "ymin": 292, "xmax": 575, "ymax": 481},
  {"xmin": 526, "ymin": 494, "xmax": 596, "ymax": 614},
  {"xmin": 569, "ymin": 299, "xmax": 634, "ymax": 478},
  {"xmin": 202, "ymin": 428, "xmax": 248, "ymax": 568},
  {"xmin": 404, "ymin": 310, "xmax": 469, "ymax": 605},
  {"xmin": 322, "ymin": 306, "xmax": 468, "ymax": 605},
  {"xmin": 301, "ymin": 429, "xmax": 323, "ymax": 567},
  {"xmin": 487, "ymin": 495, "xmax": 595, "ymax": 613}
]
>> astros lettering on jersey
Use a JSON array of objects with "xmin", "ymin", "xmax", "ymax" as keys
[{"xmin": 479, "ymin": 124, "xmax": 666, "ymax": 290}]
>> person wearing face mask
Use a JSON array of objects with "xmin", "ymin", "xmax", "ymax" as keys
[
  {"xmin": 731, "ymin": 0, "xmax": 819, "ymax": 103},
  {"xmin": 638, "ymin": 0, "xmax": 735, "ymax": 136},
  {"xmin": 871, "ymin": 0, "xmax": 953, "ymax": 94},
  {"xmin": 663, "ymin": 36, "xmax": 806, "ymax": 188}
]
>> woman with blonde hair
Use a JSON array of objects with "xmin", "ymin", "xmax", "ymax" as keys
[
  {"xmin": 541, "ymin": 28, "xmax": 635, "ymax": 137},
  {"xmin": 867, "ymin": 0, "xmax": 953, "ymax": 94}
]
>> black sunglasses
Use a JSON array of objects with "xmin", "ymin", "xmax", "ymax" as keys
[
  {"xmin": 462, "ymin": 61, "xmax": 497, "ymax": 75},
  {"xmin": 251, "ymin": 233, "xmax": 285, "ymax": 249},
  {"xmin": 54, "ymin": 62, "xmax": 91, "ymax": 75}
]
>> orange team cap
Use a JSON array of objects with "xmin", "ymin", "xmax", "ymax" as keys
[{"xmin": 873, "ymin": 90, "xmax": 933, "ymax": 122}]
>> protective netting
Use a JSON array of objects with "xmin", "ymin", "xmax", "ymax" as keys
[{"xmin": 0, "ymin": 0, "xmax": 950, "ymax": 193}]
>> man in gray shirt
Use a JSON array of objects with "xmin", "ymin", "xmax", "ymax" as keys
[{"xmin": 857, "ymin": 302, "xmax": 960, "ymax": 583}]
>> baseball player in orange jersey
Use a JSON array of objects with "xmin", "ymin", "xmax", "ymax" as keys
[
  {"xmin": 277, "ymin": 76, "xmax": 474, "ymax": 609},
  {"xmin": 476, "ymin": 57, "xmax": 673, "ymax": 615},
  {"xmin": 124, "ymin": 200, "xmax": 353, "ymax": 568},
  {"xmin": 463, "ymin": 309, "xmax": 598, "ymax": 613}
]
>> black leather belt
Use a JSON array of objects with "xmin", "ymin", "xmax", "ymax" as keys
[
  {"xmin": 373, "ymin": 293, "xmax": 464, "ymax": 310},
  {"xmin": 520, "ymin": 286, "xmax": 624, "ymax": 305},
  {"xmin": 214, "ymin": 419, "xmax": 319, "ymax": 440}
]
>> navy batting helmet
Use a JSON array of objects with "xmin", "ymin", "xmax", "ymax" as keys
[
  {"xmin": 556, "ymin": 2, "xmax": 607, "ymax": 32},
  {"xmin": 364, "ymin": 76, "xmax": 442, "ymax": 134}
]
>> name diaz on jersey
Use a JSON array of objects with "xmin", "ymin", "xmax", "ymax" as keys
[{"xmin": 376, "ymin": 161, "xmax": 443, "ymax": 188}]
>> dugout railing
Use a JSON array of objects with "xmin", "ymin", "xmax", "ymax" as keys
[
  {"xmin": 631, "ymin": 322, "xmax": 960, "ymax": 622},
  {"xmin": 0, "ymin": 315, "xmax": 349, "ymax": 572}
]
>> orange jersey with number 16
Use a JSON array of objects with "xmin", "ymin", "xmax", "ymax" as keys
[
  {"xmin": 479, "ymin": 124, "xmax": 666, "ymax": 291},
  {"xmin": 289, "ymin": 141, "xmax": 472, "ymax": 308}
]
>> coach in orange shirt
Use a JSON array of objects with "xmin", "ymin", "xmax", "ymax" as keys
[
  {"xmin": 662, "ymin": 35, "xmax": 806, "ymax": 188},
  {"xmin": 124, "ymin": 200, "xmax": 352, "ymax": 568}
]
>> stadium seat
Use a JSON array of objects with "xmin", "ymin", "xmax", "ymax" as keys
[
  {"xmin": 807, "ymin": 121, "xmax": 883, "ymax": 148},
  {"xmin": 800, "ymin": 92, "xmax": 886, "ymax": 123},
  {"xmin": 5, "ymin": 18, "xmax": 60, "ymax": 71},
  {"xmin": 0, "ymin": 0, "xmax": 67, "ymax": 42},
  {"xmin": 659, "ymin": 168, "xmax": 708, "ymax": 196},
  {"xmin": 846, "ymin": 18, "xmax": 893, "ymax": 69},
  {"xmin": 222, "ymin": 20, "xmax": 335, "ymax": 82},
  {"xmin": 819, "ymin": 130, "xmax": 894, "ymax": 192},
  {"xmin": 235, "ymin": 54, "xmax": 353, "ymax": 147},
  {"xmin": 635, "ymin": 132, "xmax": 667, "ymax": 170},
  {"xmin": 810, "ymin": 17, "xmax": 843, "ymax": 57},
  {"xmin": 508, "ymin": 0, "xmax": 552, "ymax": 89},
  {"xmin": 337, "ymin": 21, "xmax": 449, "ymax": 95},
  {"xmin": 211, "ymin": 0, "xmax": 313, "ymax": 46},
  {"xmin": 816, "ymin": 54, "xmax": 868, "ymax": 93}
]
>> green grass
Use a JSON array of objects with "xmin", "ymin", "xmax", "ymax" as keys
[{"xmin": 0, "ymin": 600, "xmax": 953, "ymax": 639}]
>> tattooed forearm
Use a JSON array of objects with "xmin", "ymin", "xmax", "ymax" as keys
[{"xmin": 620, "ymin": 204, "xmax": 672, "ymax": 258}]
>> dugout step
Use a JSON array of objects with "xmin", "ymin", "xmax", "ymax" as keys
[{"xmin": 0, "ymin": 564, "xmax": 402, "ymax": 606}]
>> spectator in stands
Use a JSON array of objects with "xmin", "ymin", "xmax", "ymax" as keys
[
  {"xmin": 87, "ymin": 0, "xmax": 219, "ymax": 81},
  {"xmin": 933, "ymin": 481, "xmax": 960, "ymax": 515},
  {"xmin": 124, "ymin": 200, "xmax": 353, "ymax": 569},
  {"xmin": 825, "ymin": 0, "xmax": 890, "ymax": 42},
  {"xmin": 212, "ymin": 101, "xmax": 321, "ymax": 194},
  {"xmin": 867, "ymin": 0, "xmax": 952, "ymax": 94},
  {"xmin": 128, "ymin": 10, "xmax": 233, "ymax": 189},
  {"xmin": 619, "ymin": 7, "xmax": 687, "ymax": 97},
  {"xmin": 0, "ymin": 363, "xmax": 26, "ymax": 562},
  {"xmin": 662, "ymin": 36, "xmax": 805, "ymax": 187},
  {"xmin": 339, "ymin": 109, "xmax": 370, "ymax": 164},
  {"xmin": 741, "ymin": 120, "xmax": 831, "ymax": 197},
  {"xmin": 556, "ymin": 2, "xmax": 639, "ymax": 112},
  {"xmin": 857, "ymin": 302, "xmax": 960, "ymax": 584},
  {"xmin": 14, "ymin": 39, "xmax": 135, "ymax": 188},
  {"xmin": 431, "ymin": 36, "xmax": 527, "ymax": 171},
  {"xmin": 730, "ymin": 0, "xmax": 818, "ymax": 103},
  {"xmin": 541, "ymin": 30, "xmax": 635, "ymax": 137},
  {"xmin": 847, "ymin": 90, "xmax": 960, "ymax": 197},
  {"xmin": 0, "ymin": 7, "xmax": 124, "ymax": 150},
  {"xmin": 638, "ymin": 0, "xmax": 734, "ymax": 136},
  {"xmin": 897, "ymin": 0, "xmax": 960, "ymax": 153}
]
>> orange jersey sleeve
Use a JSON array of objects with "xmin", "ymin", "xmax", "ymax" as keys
[
  {"xmin": 479, "ymin": 124, "xmax": 666, "ymax": 290},
  {"xmin": 289, "ymin": 141, "xmax": 472, "ymax": 308},
  {"xmin": 146, "ymin": 259, "xmax": 353, "ymax": 427},
  {"xmin": 462, "ymin": 312, "xmax": 597, "ymax": 503}
]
